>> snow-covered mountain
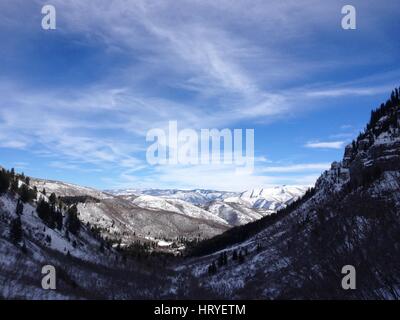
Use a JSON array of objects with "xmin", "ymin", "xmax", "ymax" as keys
[
  {"xmin": 130, "ymin": 194, "xmax": 229, "ymax": 226},
  {"xmin": 108, "ymin": 186, "xmax": 307, "ymax": 227},
  {"xmin": 25, "ymin": 178, "xmax": 308, "ymax": 250},
  {"xmin": 110, "ymin": 188, "xmax": 237, "ymax": 206},
  {"xmin": 206, "ymin": 200, "xmax": 265, "ymax": 226},
  {"xmin": 31, "ymin": 179, "xmax": 229, "ymax": 245},
  {"xmin": 228, "ymin": 185, "xmax": 308, "ymax": 211}
]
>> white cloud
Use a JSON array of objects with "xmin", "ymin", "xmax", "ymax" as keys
[
  {"xmin": 306, "ymin": 86, "xmax": 393, "ymax": 98},
  {"xmin": 109, "ymin": 163, "xmax": 318, "ymax": 192},
  {"xmin": 260, "ymin": 163, "xmax": 330, "ymax": 173},
  {"xmin": 305, "ymin": 141, "xmax": 345, "ymax": 149}
]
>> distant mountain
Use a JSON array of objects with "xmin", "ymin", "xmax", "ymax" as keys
[
  {"xmin": 183, "ymin": 88, "xmax": 400, "ymax": 299},
  {"xmin": 109, "ymin": 188, "xmax": 237, "ymax": 206},
  {"xmin": 108, "ymin": 186, "xmax": 307, "ymax": 226},
  {"xmin": 130, "ymin": 194, "xmax": 229, "ymax": 226},
  {"xmin": 229, "ymin": 185, "xmax": 308, "ymax": 210},
  {"xmin": 30, "ymin": 179, "xmax": 229, "ymax": 245}
]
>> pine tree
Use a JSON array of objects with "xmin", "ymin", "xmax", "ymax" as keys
[
  {"xmin": 19, "ymin": 184, "xmax": 35, "ymax": 203},
  {"xmin": 0, "ymin": 169, "xmax": 10, "ymax": 195},
  {"xmin": 55, "ymin": 210, "xmax": 63, "ymax": 231},
  {"xmin": 16, "ymin": 199, "xmax": 24, "ymax": 215},
  {"xmin": 223, "ymin": 252, "xmax": 228, "ymax": 265},
  {"xmin": 218, "ymin": 252, "xmax": 224, "ymax": 267},
  {"xmin": 66, "ymin": 205, "xmax": 80, "ymax": 235},
  {"xmin": 49, "ymin": 193, "xmax": 57, "ymax": 206},
  {"xmin": 10, "ymin": 179, "xmax": 19, "ymax": 194},
  {"xmin": 238, "ymin": 251, "xmax": 245, "ymax": 264},
  {"xmin": 21, "ymin": 243, "xmax": 28, "ymax": 254},
  {"xmin": 37, "ymin": 199, "xmax": 55, "ymax": 229},
  {"xmin": 10, "ymin": 217, "xmax": 22, "ymax": 244},
  {"xmin": 208, "ymin": 262, "xmax": 217, "ymax": 275},
  {"xmin": 232, "ymin": 249, "xmax": 238, "ymax": 261}
]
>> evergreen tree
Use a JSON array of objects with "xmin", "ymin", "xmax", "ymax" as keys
[
  {"xmin": 54, "ymin": 210, "xmax": 63, "ymax": 231},
  {"xmin": 66, "ymin": 205, "xmax": 80, "ymax": 235},
  {"xmin": 208, "ymin": 262, "xmax": 217, "ymax": 275},
  {"xmin": 218, "ymin": 252, "xmax": 224, "ymax": 267},
  {"xmin": 238, "ymin": 251, "xmax": 245, "ymax": 264},
  {"xmin": 232, "ymin": 249, "xmax": 238, "ymax": 261},
  {"xmin": 0, "ymin": 169, "xmax": 10, "ymax": 195},
  {"xmin": 49, "ymin": 193, "xmax": 57, "ymax": 206},
  {"xmin": 10, "ymin": 217, "xmax": 22, "ymax": 244},
  {"xmin": 19, "ymin": 184, "xmax": 35, "ymax": 203},
  {"xmin": 223, "ymin": 252, "xmax": 228, "ymax": 265},
  {"xmin": 37, "ymin": 199, "xmax": 56, "ymax": 229},
  {"xmin": 10, "ymin": 179, "xmax": 19, "ymax": 194},
  {"xmin": 21, "ymin": 243, "xmax": 28, "ymax": 254},
  {"xmin": 16, "ymin": 199, "xmax": 24, "ymax": 215}
]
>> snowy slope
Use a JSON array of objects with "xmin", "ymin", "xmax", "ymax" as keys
[
  {"xmin": 206, "ymin": 200, "xmax": 265, "ymax": 226},
  {"xmin": 230, "ymin": 185, "xmax": 308, "ymax": 210},
  {"xmin": 131, "ymin": 195, "xmax": 229, "ymax": 226},
  {"xmin": 110, "ymin": 187, "xmax": 307, "ymax": 227},
  {"xmin": 32, "ymin": 178, "xmax": 112, "ymax": 200},
  {"xmin": 109, "ymin": 189, "xmax": 238, "ymax": 205},
  {"xmin": 31, "ymin": 180, "xmax": 229, "ymax": 243}
]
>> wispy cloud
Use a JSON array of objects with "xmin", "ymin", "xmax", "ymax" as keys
[
  {"xmin": 107, "ymin": 164, "xmax": 303, "ymax": 191},
  {"xmin": 306, "ymin": 86, "xmax": 394, "ymax": 98},
  {"xmin": 260, "ymin": 163, "xmax": 330, "ymax": 173},
  {"xmin": 305, "ymin": 141, "xmax": 346, "ymax": 149}
]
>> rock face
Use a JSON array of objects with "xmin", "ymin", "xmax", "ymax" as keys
[
  {"xmin": 315, "ymin": 97, "xmax": 400, "ymax": 195},
  {"xmin": 183, "ymin": 89, "xmax": 400, "ymax": 299}
]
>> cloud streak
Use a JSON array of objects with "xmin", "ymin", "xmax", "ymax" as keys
[{"xmin": 305, "ymin": 141, "xmax": 346, "ymax": 149}]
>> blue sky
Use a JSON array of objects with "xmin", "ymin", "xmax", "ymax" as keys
[{"xmin": 0, "ymin": 0, "xmax": 399, "ymax": 191}]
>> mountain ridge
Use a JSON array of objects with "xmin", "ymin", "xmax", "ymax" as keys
[{"xmin": 181, "ymin": 87, "xmax": 400, "ymax": 299}]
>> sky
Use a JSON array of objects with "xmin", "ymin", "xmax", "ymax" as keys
[{"xmin": 0, "ymin": 0, "xmax": 399, "ymax": 191}]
